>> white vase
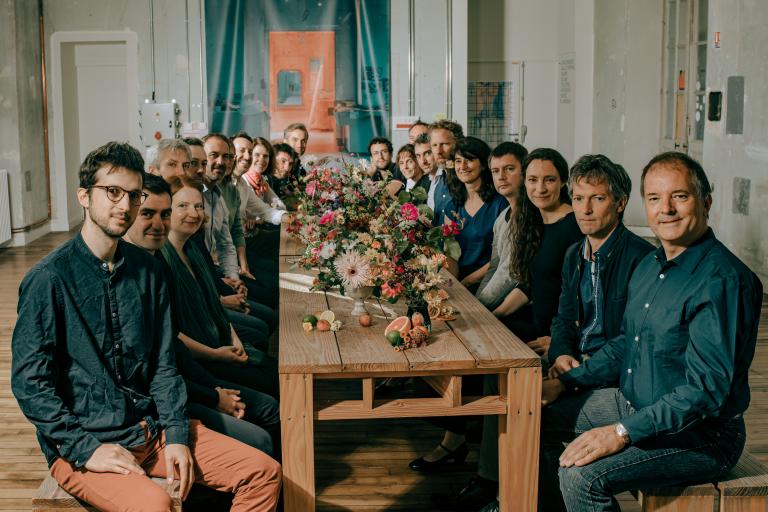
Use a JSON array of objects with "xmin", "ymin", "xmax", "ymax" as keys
[{"xmin": 347, "ymin": 285, "xmax": 374, "ymax": 316}]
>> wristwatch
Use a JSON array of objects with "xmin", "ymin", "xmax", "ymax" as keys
[{"xmin": 614, "ymin": 423, "xmax": 631, "ymax": 446}]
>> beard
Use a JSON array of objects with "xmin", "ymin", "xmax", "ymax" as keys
[{"xmin": 89, "ymin": 208, "xmax": 133, "ymax": 238}]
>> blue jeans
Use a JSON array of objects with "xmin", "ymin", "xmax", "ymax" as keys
[{"xmin": 540, "ymin": 388, "xmax": 745, "ymax": 512}]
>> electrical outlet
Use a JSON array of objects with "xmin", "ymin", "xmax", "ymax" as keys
[{"xmin": 24, "ymin": 170, "xmax": 32, "ymax": 192}]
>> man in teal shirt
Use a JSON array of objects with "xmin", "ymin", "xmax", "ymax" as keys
[{"xmin": 539, "ymin": 152, "xmax": 763, "ymax": 512}]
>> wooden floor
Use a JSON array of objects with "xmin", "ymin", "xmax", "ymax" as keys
[{"xmin": 0, "ymin": 230, "xmax": 765, "ymax": 511}]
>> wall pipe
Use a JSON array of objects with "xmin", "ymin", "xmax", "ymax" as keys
[
  {"xmin": 12, "ymin": 0, "xmax": 52, "ymax": 235},
  {"xmin": 408, "ymin": 0, "xmax": 415, "ymax": 116},
  {"xmin": 149, "ymin": 0, "xmax": 156, "ymax": 100},
  {"xmin": 445, "ymin": 0, "xmax": 452, "ymax": 119},
  {"xmin": 184, "ymin": 0, "xmax": 192, "ymax": 118}
]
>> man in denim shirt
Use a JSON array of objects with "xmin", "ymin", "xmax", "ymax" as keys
[
  {"xmin": 12, "ymin": 142, "xmax": 280, "ymax": 512},
  {"xmin": 539, "ymin": 152, "xmax": 763, "ymax": 512}
]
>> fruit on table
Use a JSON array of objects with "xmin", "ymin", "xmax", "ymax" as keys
[
  {"xmin": 386, "ymin": 330, "xmax": 402, "ymax": 346},
  {"xmin": 358, "ymin": 314, "xmax": 372, "ymax": 327},
  {"xmin": 303, "ymin": 314, "xmax": 318, "ymax": 327},
  {"xmin": 318, "ymin": 310, "xmax": 335, "ymax": 324},
  {"xmin": 384, "ymin": 316, "xmax": 412, "ymax": 336},
  {"xmin": 317, "ymin": 319, "xmax": 331, "ymax": 332},
  {"xmin": 302, "ymin": 322, "xmax": 314, "ymax": 332}
]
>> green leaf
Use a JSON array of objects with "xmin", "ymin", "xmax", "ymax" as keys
[
  {"xmin": 397, "ymin": 190, "xmax": 411, "ymax": 204},
  {"xmin": 444, "ymin": 239, "xmax": 462, "ymax": 260},
  {"xmin": 418, "ymin": 204, "xmax": 433, "ymax": 220},
  {"xmin": 411, "ymin": 187, "xmax": 428, "ymax": 202}
]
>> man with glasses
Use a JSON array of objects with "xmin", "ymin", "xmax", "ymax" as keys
[
  {"xmin": 367, "ymin": 137, "xmax": 406, "ymax": 198},
  {"xmin": 12, "ymin": 141, "xmax": 281, "ymax": 512}
]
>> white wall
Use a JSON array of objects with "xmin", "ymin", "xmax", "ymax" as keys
[
  {"xmin": 704, "ymin": 0, "xmax": 768, "ymax": 285},
  {"xmin": 390, "ymin": 0, "xmax": 468, "ymax": 150},
  {"xmin": 467, "ymin": 0, "xmax": 594, "ymax": 162},
  {"xmin": 43, "ymin": 0, "xmax": 207, "ymax": 232}
]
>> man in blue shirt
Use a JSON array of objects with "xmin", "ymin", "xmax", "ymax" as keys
[
  {"xmin": 539, "ymin": 152, "xmax": 763, "ymax": 512},
  {"xmin": 12, "ymin": 142, "xmax": 281, "ymax": 511}
]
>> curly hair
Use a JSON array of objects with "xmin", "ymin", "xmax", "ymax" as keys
[
  {"xmin": 446, "ymin": 137, "xmax": 496, "ymax": 205},
  {"xmin": 508, "ymin": 147, "xmax": 570, "ymax": 287}
]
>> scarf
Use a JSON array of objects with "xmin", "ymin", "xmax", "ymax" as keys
[{"xmin": 243, "ymin": 170, "xmax": 269, "ymax": 197}]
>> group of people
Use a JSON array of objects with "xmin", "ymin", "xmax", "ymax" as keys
[
  {"xmin": 10, "ymin": 123, "xmax": 313, "ymax": 511},
  {"xmin": 9, "ymin": 114, "xmax": 764, "ymax": 512}
]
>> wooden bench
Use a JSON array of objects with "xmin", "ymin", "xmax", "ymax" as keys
[
  {"xmin": 639, "ymin": 451, "xmax": 768, "ymax": 512},
  {"xmin": 33, "ymin": 474, "xmax": 182, "ymax": 511}
]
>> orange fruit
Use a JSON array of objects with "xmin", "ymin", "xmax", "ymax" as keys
[
  {"xmin": 317, "ymin": 320, "xmax": 331, "ymax": 332},
  {"xmin": 384, "ymin": 316, "xmax": 412, "ymax": 336}
]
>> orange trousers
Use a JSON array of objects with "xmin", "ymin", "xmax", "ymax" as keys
[{"xmin": 50, "ymin": 420, "xmax": 281, "ymax": 512}]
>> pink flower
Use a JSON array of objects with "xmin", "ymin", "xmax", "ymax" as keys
[
  {"xmin": 381, "ymin": 282, "xmax": 405, "ymax": 298},
  {"xmin": 400, "ymin": 203, "xmax": 419, "ymax": 222},
  {"xmin": 319, "ymin": 210, "xmax": 335, "ymax": 225},
  {"xmin": 305, "ymin": 181, "xmax": 317, "ymax": 197}
]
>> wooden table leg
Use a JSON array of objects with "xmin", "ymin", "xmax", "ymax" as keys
[
  {"xmin": 498, "ymin": 367, "xmax": 542, "ymax": 511},
  {"xmin": 280, "ymin": 373, "xmax": 315, "ymax": 512}
]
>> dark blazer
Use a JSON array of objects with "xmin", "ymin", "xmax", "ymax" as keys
[{"xmin": 548, "ymin": 223, "xmax": 654, "ymax": 363}]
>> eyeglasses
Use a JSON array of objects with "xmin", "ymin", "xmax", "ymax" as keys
[
  {"xmin": 90, "ymin": 185, "xmax": 148, "ymax": 206},
  {"xmin": 189, "ymin": 159, "xmax": 208, "ymax": 169},
  {"xmin": 371, "ymin": 150, "xmax": 390, "ymax": 157}
]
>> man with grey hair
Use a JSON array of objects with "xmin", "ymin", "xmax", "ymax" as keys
[{"xmin": 146, "ymin": 139, "xmax": 192, "ymax": 183}]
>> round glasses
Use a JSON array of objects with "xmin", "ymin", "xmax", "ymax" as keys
[{"xmin": 90, "ymin": 185, "xmax": 148, "ymax": 206}]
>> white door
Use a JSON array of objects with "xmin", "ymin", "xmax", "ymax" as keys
[{"xmin": 51, "ymin": 33, "xmax": 139, "ymax": 231}]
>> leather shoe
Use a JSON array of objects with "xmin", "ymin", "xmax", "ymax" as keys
[
  {"xmin": 431, "ymin": 475, "xmax": 498, "ymax": 511},
  {"xmin": 479, "ymin": 499, "xmax": 499, "ymax": 512},
  {"xmin": 408, "ymin": 442, "xmax": 468, "ymax": 472}
]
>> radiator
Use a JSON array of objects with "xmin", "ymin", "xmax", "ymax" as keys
[{"xmin": 0, "ymin": 170, "xmax": 11, "ymax": 245}]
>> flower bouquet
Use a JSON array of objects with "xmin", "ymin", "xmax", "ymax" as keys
[{"xmin": 288, "ymin": 160, "xmax": 461, "ymax": 317}]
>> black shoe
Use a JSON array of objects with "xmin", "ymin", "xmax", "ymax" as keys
[
  {"xmin": 478, "ymin": 499, "xmax": 499, "ymax": 512},
  {"xmin": 408, "ymin": 442, "xmax": 469, "ymax": 472},
  {"xmin": 431, "ymin": 475, "xmax": 498, "ymax": 511}
]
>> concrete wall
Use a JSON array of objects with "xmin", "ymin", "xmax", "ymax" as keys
[
  {"xmin": 592, "ymin": 0, "xmax": 663, "ymax": 227},
  {"xmin": 704, "ymin": 0, "xmax": 768, "ymax": 285},
  {"xmin": 0, "ymin": 0, "xmax": 47, "ymax": 243}
]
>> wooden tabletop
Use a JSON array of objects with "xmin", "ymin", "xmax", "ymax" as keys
[{"xmin": 279, "ymin": 228, "xmax": 539, "ymax": 376}]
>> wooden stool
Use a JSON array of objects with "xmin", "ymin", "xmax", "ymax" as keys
[
  {"xmin": 33, "ymin": 474, "xmax": 182, "ymax": 511},
  {"xmin": 717, "ymin": 451, "xmax": 768, "ymax": 512},
  {"xmin": 638, "ymin": 483, "xmax": 717, "ymax": 512},
  {"xmin": 639, "ymin": 450, "xmax": 768, "ymax": 512}
]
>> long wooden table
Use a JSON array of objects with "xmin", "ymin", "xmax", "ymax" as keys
[{"xmin": 278, "ymin": 224, "xmax": 542, "ymax": 511}]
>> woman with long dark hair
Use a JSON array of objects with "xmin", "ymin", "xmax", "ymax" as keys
[
  {"xmin": 503, "ymin": 147, "xmax": 582, "ymax": 349},
  {"xmin": 444, "ymin": 137, "xmax": 508, "ymax": 291}
]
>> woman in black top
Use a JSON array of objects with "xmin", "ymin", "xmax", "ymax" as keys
[{"xmin": 503, "ymin": 148, "xmax": 583, "ymax": 351}]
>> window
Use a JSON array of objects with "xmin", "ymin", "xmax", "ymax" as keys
[{"xmin": 277, "ymin": 70, "xmax": 303, "ymax": 105}]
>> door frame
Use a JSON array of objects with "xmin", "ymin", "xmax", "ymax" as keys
[{"xmin": 49, "ymin": 31, "xmax": 140, "ymax": 231}]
